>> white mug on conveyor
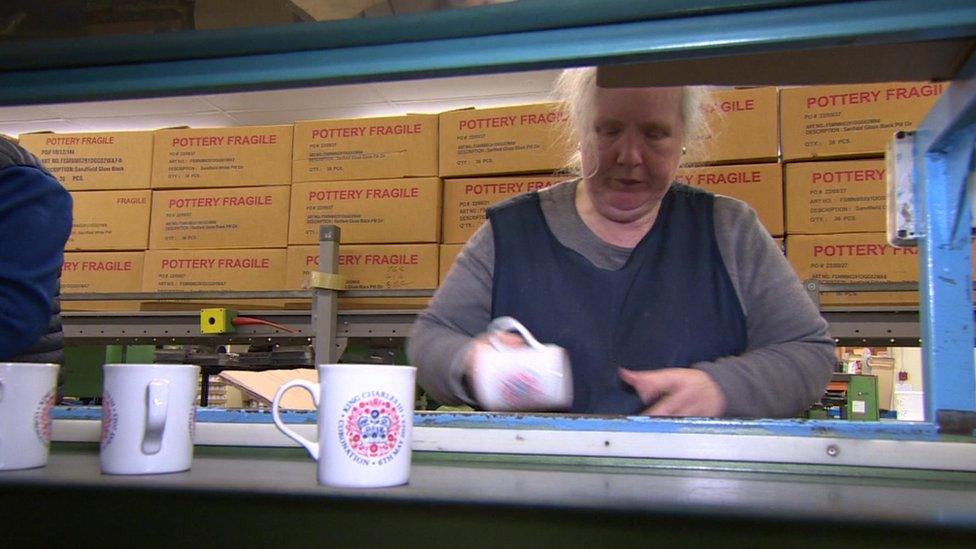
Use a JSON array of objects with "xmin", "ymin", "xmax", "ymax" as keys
[
  {"xmin": 470, "ymin": 317, "xmax": 573, "ymax": 412},
  {"xmin": 100, "ymin": 363, "xmax": 199, "ymax": 475},
  {"xmin": 271, "ymin": 363, "xmax": 416, "ymax": 488},
  {"xmin": 0, "ymin": 363, "xmax": 59, "ymax": 471}
]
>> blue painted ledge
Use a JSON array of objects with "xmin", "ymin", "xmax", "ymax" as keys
[{"xmin": 54, "ymin": 407, "xmax": 948, "ymax": 441}]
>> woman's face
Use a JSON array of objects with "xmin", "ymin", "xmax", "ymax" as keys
[{"xmin": 579, "ymin": 86, "xmax": 685, "ymax": 223}]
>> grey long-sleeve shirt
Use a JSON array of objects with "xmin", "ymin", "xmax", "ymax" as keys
[{"xmin": 407, "ymin": 179, "xmax": 835, "ymax": 417}]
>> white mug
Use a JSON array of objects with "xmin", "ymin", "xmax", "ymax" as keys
[
  {"xmin": 100, "ymin": 363, "xmax": 199, "ymax": 475},
  {"xmin": 272, "ymin": 364, "xmax": 416, "ymax": 488},
  {"xmin": 0, "ymin": 363, "xmax": 59, "ymax": 471},
  {"xmin": 470, "ymin": 317, "xmax": 573, "ymax": 412}
]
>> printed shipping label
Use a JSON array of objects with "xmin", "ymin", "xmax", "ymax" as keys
[
  {"xmin": 62, "ymin": 251, "xmax": 145, "ymax": 293},
  {"xmin": 684, "ymin": 87, "xmax": 778, "ymax": 165},
  {"xmin": 289, "ymin": 178, "xmax": 441, "ymax": 244},
  {"xmin": 786, "ymin": 159, "xmax": 887, "ymax": 235},
  {"xmin": 292, "ymin": 114, "xmax": 437, "ymax": 182},
  {"xmin": 19, "ymin": 131, "xmax": 154, "ymax": 191},
  {"xmin": 781, "ymin": 82, "xmax": 944, "ymax": 160},
  {"xmin": 152, "ymin": 126, "xmax": 293, "ymax": 188},
  {"xmin": 149, "ymin": 186, "xmax": 289, "ymax": 249},
  {"xmin": 441, "ymin": 176, "xmax": 564, "ymax": 243},
  {"xmin": 68, "ymin": 190, "xmax": 152, "ymax": 251},
  {"xmin": 674, "ymin": 163, "xmax": 783, "ymax": 236},
  {"xmin": 285, "ymin": 244, "xmax": 438, "ymax": 290},
  {"xmin": 439, "ymin": 103, "xmax": 571, "ymax": 177},
  {"xmin": 143, "ymin": 249, "xmax": 286, "ymax": 291}
]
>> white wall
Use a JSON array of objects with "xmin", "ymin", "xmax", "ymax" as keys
[{"xmin": 891, "ymin": 347, "xmax": 923, "ymax": 390}]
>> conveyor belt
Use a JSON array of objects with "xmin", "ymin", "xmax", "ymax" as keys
[{"xmin": 2, "ymin": 443, "xmax": 975, "ymax": 546}]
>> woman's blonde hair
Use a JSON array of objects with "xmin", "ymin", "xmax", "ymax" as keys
[{"xmin": 552, "ymin": 66, "xmax": 709, "ymax": 175}]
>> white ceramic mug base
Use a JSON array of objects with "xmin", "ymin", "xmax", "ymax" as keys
[
  {"xmin": 100, "ymin": 364, "xmax": 199, "ymax": 475},
  {"xmin": 0, "ymin": 363, "xmax": 59, "ymax": 471}
]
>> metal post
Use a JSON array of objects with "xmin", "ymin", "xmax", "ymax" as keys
[
  {"xmin": 314, "ymin": 225, "xmax": 340, "ymax": 365},
  {"xmin": 914, "ymin": 53, "xmax": 976, "ymax": 421},
  {"xmin": 200, "ymin": 366, "xmax": 212, "ymax": 407}
]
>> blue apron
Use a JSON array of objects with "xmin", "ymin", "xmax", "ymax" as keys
[{"xmin": 488, "ymin": 183, "xmax": 747, "ymax": 414}]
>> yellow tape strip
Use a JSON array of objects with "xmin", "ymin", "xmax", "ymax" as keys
[{"xmin": 307, "ymin": 271, "xmax": 347, "ymax": 290}]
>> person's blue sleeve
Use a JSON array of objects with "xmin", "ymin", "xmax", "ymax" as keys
[{"xmin": 0, "ymin": 165, "xmax": 72, "ymax": 359}]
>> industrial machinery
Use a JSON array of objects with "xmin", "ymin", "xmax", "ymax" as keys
[{"xmin": 815, "ymin": 373, "xmax": 881, "ymax": 421}]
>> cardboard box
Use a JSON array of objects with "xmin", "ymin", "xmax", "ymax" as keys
[
  {"xmin": 439, "ymin": 103, "xmax": 571, "ymax": 177},
  {"xmin": 785, "ymin": 159, "xmax": 886, "ymax": 234},
  {"xmin": 138, "ymin": 299, "xmax": 287, "ymax": 311},
  {"xmin": 195, "ymin": 0, "xmax": 298, "ymax": 30},
  {"xmin": 441, "ymin": 175, "xmax": 564, "ymax": 243},
  {"xmin": 674, "ymin": 163, "xmax": 783, "ymax": 236},
  {"xmin": 439, "ymin": 244, "xmax": 463, "ymax": 285},
  {"xmin": 788, "ymin": 233, "xmax": 976, "ymax": 306},
  {"xmin": 787, "ymin": 233, "xmax": 922, "ymax": 306},
  {"xmin": 286, "ymin": 297, "xmax": 431, "ymax": 311},
  {"xmin": 292, "ymin": 114, "xmax": 438, "ymax": 182},
  {"xmin": 684, "ymin": 87, "xmax": 779, "ymax": 165},
  {"xmin": 142, "ymin": 248, "xmax": 286, "ymax": 292},
  {"xmin": 18, "ymin": 131, "xmax": 154, "ymax": 191},
  {"xmin": 63, "ymin": 300, "xmax": 147, "ymax": 312},
  {"xmin": 780, "ymin": 82, "xmax": 945, "ymax": 161},
  {"xmin": 149, "ymin": 186, "xmax": 290, "ymax": 249},
  {"xmin": 62, "ymin": 251, "xmax": 144, "ymax": 293},
  {"xmin": 289, "ymin": 178, "xmax": 441, "ymax": 245},
  {"xmin": 151, "ymin": 125, "xmax": 293, "ymax": 188},
  {"xmin": 61, "ymin": 251, "xmax": 145, "ymax": 312},
  {"xmin": 68, "ymin": 190, "xmax": 152, "ymax": 251},
  {"xmin": 285, "ymin": 244, "xmax": 439, "ymax": 290}
]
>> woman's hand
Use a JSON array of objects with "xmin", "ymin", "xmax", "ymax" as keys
[
  {"xmin": 618, "ymin": 367, "xmax": 726, "ymax": 417},
  {"xmin": 464, "ymin": 331, "xmax": 528, "ymax": 384}
]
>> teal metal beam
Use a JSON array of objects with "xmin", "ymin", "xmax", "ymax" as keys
[
  {"xmin": 0, "ymin": 0, "xmax": 973, "ymax": 104},
  {"xmin": 0, "ymin": 1, "xmax": 831, "ymax": 71}
]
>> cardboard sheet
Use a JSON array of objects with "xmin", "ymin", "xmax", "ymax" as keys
[{"xmin": 218, "ymin": 369, "xmax": 318, "ymax": 410}]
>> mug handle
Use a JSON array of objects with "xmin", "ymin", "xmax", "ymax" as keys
[
  {"xmin": 142, "ymin": 379, "xmax": 169, "ymax": 455},
  {"xmin": 487, "ymin": 316, "xmax": 546, "ymax": 351},
  {"xmin": 271, "ymin": 380, "xmax": 321, "ymax": 459}
]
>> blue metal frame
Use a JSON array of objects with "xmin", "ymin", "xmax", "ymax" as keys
[
  {"xmin": 0, "ymin": 0, "xmax": 974, "ymax": 104},
  {"xmin": 54, "ymin": 407, "xmax": 945, "ymax": 441},
  {"xmin": 915, "ymin": 52, "xmax": 976, "ymax": 421},
  {"xmin": 14, "ymin": 0, "xmax": 976, "ymax": 440}
]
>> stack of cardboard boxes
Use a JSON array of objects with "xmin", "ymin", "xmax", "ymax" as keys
[
  {"xmin": 780, "ymin": 82, "xmax": 945, "ymax": 306},
  {"xmin": 437, "ymin": 103, "xmax": 571, "ymax": 282},
  {"xmin": 144, "ymin": 125, "xmax": 293, "ymax": 301},
  {"xmin": 17, "ymin": 80, "xmax": 950, "ymax": 311},
  {"xmin": 288, "ymin": 114, "xmax": 441, "ymax": 309}
]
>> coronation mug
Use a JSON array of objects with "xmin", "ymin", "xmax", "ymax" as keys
[
  {"xmin": 470, "ymin": 317, "xmax": 573, "ymax": 412},
  {"xmin": 0, "ymin": 363, "xmax": 58, "ymax": 471},
  {"xmin": 100, "ymin": 363, "xmax": 199, "ymax": 475},
  {"xmin": 272, "ymin": 363, "xmax": 416, "ymax": 488}
]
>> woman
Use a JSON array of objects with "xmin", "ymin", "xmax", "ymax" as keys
[
  {"xmin": 0, "ymin": 136, "xmax": 72, "ymax": 368},
  {"xmin": 408, "ymin": 68, "xmax": 834, "ymax": 417}
]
